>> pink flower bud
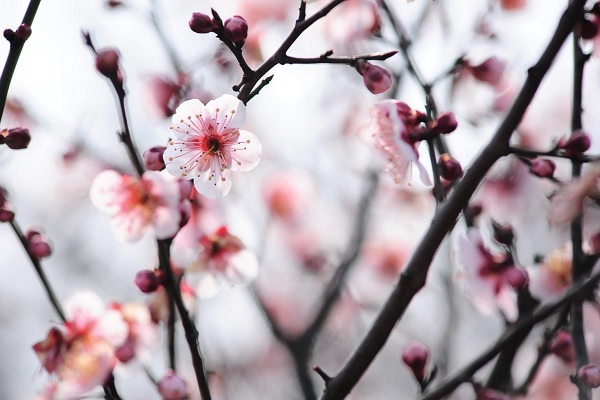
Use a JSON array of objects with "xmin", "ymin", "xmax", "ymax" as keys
[
  {"xmin": 580, "ymin": 16, "xmax": 599, "ymax": 40},
  {"xmin": 430, "ymin": 112, "xmax": 458, "ymax": 134},
  {"xmin": 224, "ymin": 16, "xmax": 248, "ymax": 44},
  {"xmin": 189, "ymin": 12, "xmax": 214, "ymax": 34},
  {"xmin": 438, "ymin": 154, "xmax": 463, "ymax": 181},
  {"xmin": 158, "ymin": 370, "xmax": 189, "ymax": 400},
  {"xmin": 115, "ymin": 338, "xmax": 135, "ymax": 363},
  {"xmin": 95, "ymin": 49, "xmax": 120, "ymax": 79},
  {"xmin": 0, "ymin": 208, "xmax": 14, "ymax": 222},
  {"xmin": 549, "ymin": 330, "xmax": 575, "ymax": 363},
  {"xmin": 135, "ymin": 270, "xmax": 161, "ymax": 293},
  {"xmin": 26, "ymin": 230, "xmax": 52, "ymax": 258},
  {"xmin": 143, "ymin": 146, "xmax": 166, "ymax": 171},
  {"xmin": 504, "ymin": 267, "xmax": 528, "ymax": 289},
  {"xmin": 529, "ymin": 159, "xmax": 555, "ymax": 178},
  {"xmin": 557, "ymin": 130, "xmax": 591, "ymax": 156},
  {"xmin": 577, "ymin": 364, "xmax": 600, "ymax": 388},
  {"xmin": 107, "ymin": 0, "xmax": 124, "ymax": 8},
  {"xmin": 469, "ymin": 57, "xmax": 506, "ymax": 86},
  {"xmin": 357, "ymin": 62, "xmax": 392, "ymax": 94},
  {"xmin": 401, "ymin": 341, "xmax": 429, "ymax": 382},
  {"xmin": 2, "ymin": 127, "xmax": 31, "ymax": 149},
  {"xmin": 15, "ymin": 24, "xmax": 31, "ymax": 40}
]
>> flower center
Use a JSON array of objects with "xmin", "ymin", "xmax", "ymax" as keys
[{"xmin": 207, "ymin": 137, "xmax": 222, "ymax": 153}]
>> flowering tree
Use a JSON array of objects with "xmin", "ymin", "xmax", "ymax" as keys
[{"xmin": 2, "ymin": 0, "xmax": 600, "ymax": 399}]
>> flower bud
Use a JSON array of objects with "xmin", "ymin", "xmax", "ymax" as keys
[
  {"xmin": 549, "ymin": 330, "xmax": 575, "ymax": 363},
  {"xmin": 158, "ymin": 370, "xmax": 189, "ymax": 400},
  {"xmin": 492, "ymin": 221, "xmax": 514, "ymax": 246},
  {"xmin": 557, "ymin": 130, "xmax": 591, "ymax": 156},
  {"xmin": 95, "ymin": 49, "xmax": 120, "ymax": 79},
  {"xmin": 3, "ymin": 29, "xmax": 15, "ymax": 43},
  {"xmin": 15, "ymin": 24, "xmax": 31, "ymax": 40},
  {"xmin": 189, "ymin": 12, "xmax": 214, "ymax": 34},
  {"xmin": 143, "ymin": 146, "xmax": 166, "ymax": 171},
  {"xmin": 529, "ymin": 159, "xmax": 555, "ymax": 178},
  {"xmin": 468, "ymin": 57, "xmax": 506, "ymax": 86},
  {"xmin": 2, "ymin": 127, "xmax": 31, "ymax": 149},
  {"xmin": 580, "ymin": 16, "xmax": 599, "ymax": 40},
  {"xmin": 401, "ymin": 341, "xmax": 429, "ymax": 382},
  {"xmin": 504, "ymin": 267, "xmax": 527, "ymax": 289},
  {"xmin": 430, "ymin": 112, "xmax": 458, "ymax": 134},
  {"xmin": 135, "ymin": 270, "xmax": 161, "ymax": 293},
  {"xmin": 26, "ymin": 230, "xmax": 52, "ymax": 259},
  {"xmin": 224, "ymin": 16, "xmax": 248, "ymax": 44},
  {"xmin": 577, "ymin": 364, "xmax": 600, "ymax": 388},
  {"xmin": 107, "ymin": 0, "xmax": 124, "ymax": 8},
  {"xmin": 115, "ymin": 338, "xmax": 135, "ymax": 363},
  {"xmin": 438, "ymin": 154, "xmax": 463, "ymax": 181},
  {"xmin": 357, "ymin": 62, "xmax": 392, "ymax": 94},
  {"xmin": 0, "ymin": 208, "xmax": 14, "ymax": 222}
]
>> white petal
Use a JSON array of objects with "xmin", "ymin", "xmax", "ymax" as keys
[
  {"xmin": 205, "ymin": 94, "xmax": 246, "ymax": 131},
  {"xmin": 172, "ymin": 99, "xmax": 206, "ymax": 126},
  {"xmin": 110, "ymin": 210, "xmax": 146, "ymax": 242},
  {"xmin": 144, "ymin": 171, "xmax": 180, "ymax": 207},
  {"xmin": 163, "ymin": 142, "xmax": 203, "ymax": 180},
  {"xmin": 230, "ymin": 130, "xmax": 261, "ymax": 172},
  {"xmin": 153, "ymin": 205, "xmax": 181, "ymax": 239},
  {"xmin": 226, "ymin": 250, "xmax": 259, "ymax": 284},
  {"xmin": 89, "ymin": 170, "xmax": 127, "ymax": 214},
  {"xmin": 186, "ymin": 273, "xmax": 221, "ymax": 298},
  {"xmin": 193, "ymin": 163, "xmax": 232, "ymax": 198}
]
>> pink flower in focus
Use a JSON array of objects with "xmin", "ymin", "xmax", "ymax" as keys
[
  {"xmin": 371, "ymin": 100, "xmax": 431, "ymax": 185},
  {"xmin": 90, "ymin": 170, "xmax": 182, "ymax": 242},
  {"xmin": 527, "ymin": 245, "xmax": 572, "ymax": 301},
  {"xmin": 175, "ymin": 226, "xmax": 259, "ymax": 298},
  {"xmin": 459, "ymin": 229, "xmax": 527, "ymax": 321},
  {"xmin": 164, "ymin": 95, "xmax": 262, "ymax": 198}
]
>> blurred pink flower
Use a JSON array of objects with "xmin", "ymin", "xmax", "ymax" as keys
[
  {"xmin": 237, "ymin": 0, "xmax": 294, "ymax": 25},
  {"xmin": 324, "ymin": 0, "xmax": 380, "ymax": 44},
  {"xmin": 144, "ymin": 74, "xmax": 188, "ymax": 118},
  {"xmin": 527, "ymin": 245, "xmax": 572, "ymax": 301},
  {"xmin": 164, "ymin": 95, "xmax": 261, "ymax": 198},
  {"xmin": 262, "ymin": 170, "xmax": 314, "ymax": 222},
  {"xmin": 90, "ymin": 170, "xmax": 182, "ymax": 242},
  {"xmin": 549, "ymin": 165, "xmax": 600, "ymax": 226},
  {"xmin": 459, "ymin": 229, "xmax": 527, "ymax": 321},
  {"xmin": 363, "ymin": 240, "xmax": 409, "ymax": 279},
  {"xmin": 371, "ymin": 100, "xmax": 431, "ymax": 185}
]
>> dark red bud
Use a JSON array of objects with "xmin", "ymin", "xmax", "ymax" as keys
[
  {"xmin": 143, "ymin": 146, "xmax": 166, "ymax": 171},
  {"xmin": 401, "ymin": 341, "xmax": 429, "ymax": 382},
  {"xmin": 95, "ymin": 49, "xmax": 121, "ymax": 78},
  {"xmin": 4, "ymin": 127, "xmax": 31, "ymax": 149},
  {"xmin": 430, "ymin": 112, "xmax": 458, "ymax": 134},
  {"xmin": 580, "ymin": 16, "xmax": 599, "ymax": 40},
  {"xmin": 0, "ymin": 208, "xmax": 15, "ymax": 222},
  {"xmin": 469, "ymin": 57, "xmax": 506, "ymax": 86},
  {"xmin": 529, "ymin": 159, "xmax": 555, "ymax": 178},
  {"xmin": 135, "ymin": 270, "xmax": 161, "ymax": 293},
  {"xmin": 438, "ymin": 154, "xmax": 463, "ymax": 181},
  {"xmin": 3, "ymin": 29, "xmax": 15, "ymax": 43},
  {"xmin": 27, "ymin": 230, "xmax": 52, "ymax": 259},
  {"xmin": 189, "ymin": 12, "xmax": 214, "ymax": 34},
  {"xmin": 558, "ymin": 130, "xmax": 591, "ymax": 156},
  {"xmin": 115, "ymin": 338, "xmax": 135, "ymax": 363},
  {"xmin": 357, "ymin": 62, "xmax": 392, "ymax": 94},
  {"xmin": 577, "ymin": 364, "xmax": 600, "ymax": 388},
  {"xmin": 224, "ymin": 15, "xmax": 248, "ymax": 44},
  {"xmin": 549, "ymin": 330, "xmax": 575, "ymax": 363},
  {"xmin": 504, "ymin": 267, "xmax": 527, "ymax": 289},
  {"xmin": 107, "ymin": 0, "xmax": 124, "ymax": 8},
  {"xmin": 15, "ymin": 24, "xmax": 31, "ymax": 40}
]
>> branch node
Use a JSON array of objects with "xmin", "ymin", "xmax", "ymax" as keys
[{"xmin": 313, "ymin": 365, "xmax": 332, "ymax": 383}]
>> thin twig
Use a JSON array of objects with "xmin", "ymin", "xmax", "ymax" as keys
[{"xmin": 281, "ymin": 50, "xmax": 398, "ymax": 65}]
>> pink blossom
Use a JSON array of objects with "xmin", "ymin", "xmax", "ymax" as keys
[
  {"xmin": 237, "ymin": 0, "xmax": 294, "ymax": 25},
  {"xmin": 527, "ymin": 245, "xmax": 572, "ymax": 301},
  {"xmin": 262, "ymin": 170, "xmax": 314, "ymax": 222},
  {"xmin": 459, "ymin": 229, "xmax": 527, "ymax": 321},
  {"xmin": 90, "ymin": 170, "xmax": 182, "ymax": 242},
  {"xmin": 164, "ymin": 95, "xmax": 261, "ymax": 198},
  {"xmin": 363, "ymin": 240, "xmax": 408, "ymax": 279},
  {"xmin": 548, "ymin": 165, "xmax": 600, "ymax": 226},
  {"xmin": 324, "ymin": 0, "xmax": 380, "ymax": 44},
  {"xmin": 371, "ymin": 100, "xmax": 431, "ymax": 185}
]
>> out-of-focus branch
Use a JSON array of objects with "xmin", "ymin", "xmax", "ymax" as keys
[
  {"xmin": 420, "ymin": 270, "xmax": 600, "ymax": 400},
  {"xmin": 318, "ymin": 2, "xmax": 586, "ymax": 398},
  {"xmin": 0, "ymin": 0, "xmax": 42, "ymax": 124},
  {"xmin": 282, "ymin": 50, "xmax": 397, "ymax": 65},
  {"xmin": 510, "ymin": 146, "xmax": 600, "ymax": 163}
]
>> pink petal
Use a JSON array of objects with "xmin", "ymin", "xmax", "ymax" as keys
[
  {"xmin": 205, "ymin": 94, "xmax": 246, "ymax": 130},
  {"xmin": 225, "ymin": 250, "xmax": 259, "ymax": 284},
  {"xmin": 110, "ymin": 210, "xmax": 146, "ymax": 242},
  {"xmin": 230, "ymin": 130, "xmax": 261, "ymax": 172},
  {"xmin": 153, "ymin": 205, "xmax": 181, "ymax": 239},
  {"xmin": 89, "ymin": 170, "xmax": 127, "ymax": 214},
  {"xmin": 193, "ymin": 163, "xmax": 232, "ymax": 198}
]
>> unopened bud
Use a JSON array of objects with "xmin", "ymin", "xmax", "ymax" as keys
[
  {"xmin": 430, "ymin": 112, "xmax": 458, "ymax": 134},
  {"xmin": 580, "ymin": 16, "xmax": 599, "ymax": 40},
  {"xmin": 357, "ymin": 62, "xmax": 392, "ymax": 94},
  {"xmin": 577, "ymin": 364, "xmax": 600, "ymax": 388},
  {"xmin": 492, "ymin": 221, "xmax": 514, "ymax": 246},
  {"xmin": 438, "ymin": 154, "xmax": 463, "ymax": 181},
  {"xmin": 401, "ymin": 341, "xmax": 429, "ymax": 382},
  {"xmin": 143, "ymin": 146, "xmax": 166, "ymax": 171},
  {"xmin": 0, "ymin": 208, "xmax": 14, "ymax": 222},
  {"xmin": 504, "ymin": 267, "xmax": 527, "ymax": 289},
  {"xmin": 115, "ymin": 338, "xmax": 135, "ymax": 363},
  {"xmin": 468, "ymin": 57, "xmax": 506, "ymax": 86},
  {"xmin": 26, "ymin": 230, "xmax": 52, "ymax": 259},
  {"xmin": 189, "ymin": 12, "xmax": 214, "ymax": 34},
  {"xmin": 557, "ymin": 130, "xmax": 591, "ymax": 156},
  {"xmin": 15, "ymin": 24, "xmax": 31, "ymax": 40},
  {"xmin": 95, "ymin": 49, "xmax": 120, "ymax": 78},
  {"xmin": 224, "ymin": 16, "xmax": 248, "ymax": 44},
  {"xmin": 2, "ymin": 127, "xmax": 31, "ymax": 149},
  {"xmin": 3, "ymin": 29, "xmax": 15, "ymax": 43},
  {"xmin": 549, "ymin": 330, "xmax": 575, "ymax": 363},
  {"xmin": 529, "ymin": 159, "xmax": 555, "ymax": 178},
  {"xmin": 158, "ymin": 370, "xmax": 189, "ymax": 400},
  {"xmin": 107, "ymin": 0, "xmax": 124, "ymax": 8},
  {"xmin": 135, "ymin": 270, "xmax": 161, "ymax": 293}
]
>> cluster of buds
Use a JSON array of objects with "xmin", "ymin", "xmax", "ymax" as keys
[
  {"xmin": 190, "ymin": 10, "xmax": 249, "ymax": 46},
  {"xmin": 555, "ymin": 130, "xmax": 591, "ymax": 157},
  {"xmin": 0, "ymin": 187, "xmax": 15, "ymax": 222},
  {"xmin": 3, "ymin": 23, "xmax": 32, "ymax": 43},
  {"xmin": 355, "ymin": 61, "xmax": 393, "ymax": 94},
  {"xmin": 26, "ymin": 229, "xmax": 52, "ymax": 259},
  {"xmin": 0, "ymin": 127, "xmax": 31, "ymax": 149}
]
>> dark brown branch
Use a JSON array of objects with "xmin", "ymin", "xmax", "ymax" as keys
[
  {"xmin": 318, "ymin": 2, "xmax": 586, "ymax": 398},
  {"xmin": 509, "ymin": 146, "xmax": 600, "ymax": 163},
  {"xmin": 421, "ymin": 270, "xmax": 600, "ymax": 400},
  {"xmin": 281, "ymin": 50, "xmax": 398, "ymax": 65},
  {"xmin": 0, "ymin": 0, "xmax": 42, "ymax": 124}
]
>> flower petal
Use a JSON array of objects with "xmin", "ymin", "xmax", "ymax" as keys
[
  {"xmin": 110, "ymin": 210, "xmax": 147, "ymax": 242},
  {"xmin": 172, "ymin": 99, "xmax": 206, "ymax": 126},
  {"xmin": 225, "ymin": 250, "xmax": 259, "ymax": 284},
  {"xmin": 205, "ymin": 94, "xmax": 246, "ymax": 130},
  {"xmin": 230, "ymin": 130, "xmax": 261, "ymax": 172},
  {"xmin": 163, "ymin": 142, "xmax": 203, "ymax": 180},
  {"xmin": 90, "ymin": 170, "xmax": 128, "ymax": 214},
  {"xmin": 153, "ymin": 205, "xmax": 181, "ymax": 239},
  {"xmin": 193, "ymin": 164, "xmax": 232, "ymax": 198}
]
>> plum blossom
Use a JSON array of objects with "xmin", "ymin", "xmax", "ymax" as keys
[
  {"xmin": 549, "ymin": 164, "xmax": 600, "ymax": 226},
  {"xmin": 459, "ymin": 229, "xmax": 528, "ymax": 321},
  {"xmin": 262, "ymin": 170, "xmax": 314, "ymax": 222},
  {"xmin": 90, "ymin": 170, "xmax": 182, "ymax": 242},
  {"xmin": 324, "ymin": 0, "xmax": 380, "ymax": 45},
  {"xmin": 527, "ymin": 245, "xmax": 572, "ymax": 301},
  {"xmin": 164, "ymin": 94, "xmax": 261, "ymax": 198},
  {"xmin": 371, "ymin": 100, "xmax": 431, "ymax": 185}
]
